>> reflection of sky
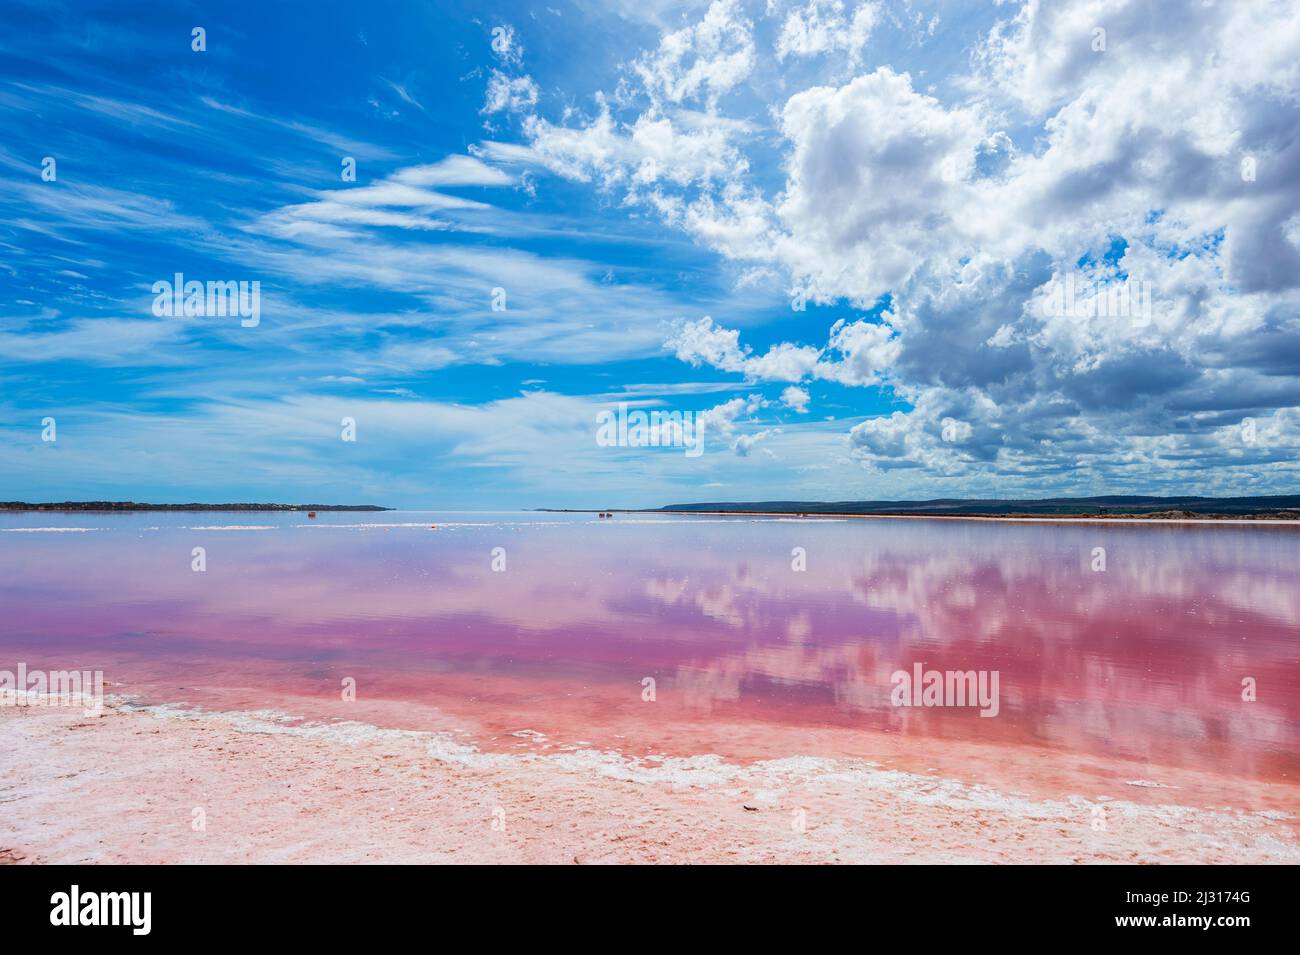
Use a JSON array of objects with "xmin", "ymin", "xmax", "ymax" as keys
[{"xmin": 2, "ymin": 512, "xmax": 1298, "ymax": 777}]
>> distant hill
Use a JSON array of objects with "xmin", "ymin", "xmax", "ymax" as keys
[
  {"xmin": 655, "ymin": 495, "xmax": 1300, "ymax": 518},
  {"xmin": 0, "ymin": 501, "xmax": 390, "ymax": 512}
]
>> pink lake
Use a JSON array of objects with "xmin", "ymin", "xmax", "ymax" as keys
[{"xmin": 2, "ymin": 510, "xmax": 1298, "ymax": 809}]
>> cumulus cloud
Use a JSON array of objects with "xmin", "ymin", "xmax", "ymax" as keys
[
  {"xmin": 773, "ymin": 67, "xmax": 989, "ymax": 304},
  {"xmin": 776, "ymin": 0, "xmax": 878, "ymax": 67},
  {"xmin": 505, "ymin": 0, "xmax": 1300, "ymax": 490},
  {"xmin": 817, "ymin": 318, "xmax": 900, "ymax": 387},
  {"xmin": 666, "ymin": 315, "xmax": 899, "ymax": 388},
  {"xmin": 731, "ymin": 427, "xmax": 780, "ymax": 456},
  {"xmin": 502, "ymin": 0, "xmax": 759, "ymax": 215},
  {"xmin": 632, "ymin": 0, "xmax": 755, "ymax": 108},
  {"xmin": 698, "ymin": 393, "xmax": 766, "ymax": 435},
  {"xmin": 780, "ymin": 385, "xmax": 810, "ymax": 413},
  {"xmin": 667, "ymin": 316, "xmax": 821, "ymax": 382}
]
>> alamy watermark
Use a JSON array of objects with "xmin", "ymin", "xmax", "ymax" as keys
[
  {"xmin": 50, "ymin": 885, "xmax": 151, "ymax": 935},
  {"xmin": 1040, "ymin": 271, "xmax": 1152, "ymax": 326},
  {"xmin": 596, "ymin": 402, "xmax": 704, "ymax": 457},
  {"xmin": 1, "ymin": 662, "xmax": 104, "ymax": 716},
  {"xmin": 890, "ymin": 663, "xmax": 1000, "ymax": 717},
  {"xmin": 152, "ymin": 273, "xmax": 260, "ymax": 327}
]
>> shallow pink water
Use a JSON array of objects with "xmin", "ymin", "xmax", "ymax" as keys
[{"xmin": 2, "ymin": 511, "xmax": 1298, "ymax": 791}]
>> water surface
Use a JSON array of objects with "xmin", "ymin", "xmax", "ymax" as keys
[{"xmin": 2, "ymin": 510, "xmax": 1297, "ymax": 793}]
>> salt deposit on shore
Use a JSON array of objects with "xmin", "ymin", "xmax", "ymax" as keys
[{"xmin": 3, "ymin": 698, "xmax": 1296, "ymax": 865}]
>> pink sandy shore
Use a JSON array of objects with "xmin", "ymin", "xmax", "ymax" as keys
[{"xmin": 3, "ymin": 696, "xmax": 1297, "ymax": 864}]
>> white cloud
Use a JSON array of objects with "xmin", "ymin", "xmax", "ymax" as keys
[
  {"xmin": 258, "ymin": 155, "xmax": 510, "ymax": 237},
  {"xmin": 394, "ymin": 156, "xmax": 513, "ymax": 188},
  {"xmin": 0, "ymin": 318, "xmax": 186, "ymax": 365},
  {"xmin": 489, "ymin": 24, "xmax": 524, "ymax": 67},
  {"xmin": 28, "ymin": 0, "xmax": 1300, "ymax": 499},
  {"xmin": 772, "ymin": 67, "xmax": 988, "ymax": 305},
  {"xmin": 780, "ymin": 385, "xmax": 810, "ymax": 412},
  {"xmin": 731, "ymin": 427, "xmax": 780, "ymax": 456},
  {"xmin": 523, "ymin": 101, "xmax": 749, "ymax": 194},
  {"xmin": 381, "ymin": 78, "xmax": 424, "ymax": 112},
  {"xmin": 483, "ymin": 72, "xmax": 539, "ymax": 115},
  {"xmin": 815, "ymin": 318, "xmax": 899, "ymax": 387},
  {"xmin": 632, "ymin": 0, "xmax": 755, "ymax": 108},
  {"xmin": 630, "ymin": 1, "xmax": 1300, "ymax": 487},
  {"xmin": 667, "ymin": 316, "xmax": 821, "ymax": 382},
  {"xmin": 666, "ymin": 315, "xmax": 898, "ymax": 387},
  {"xmin": 698, "ymin": 393, "xmax": 765, "ymax": 435},
  {"xmin": 776, "ymin": 1, "xmax": 878, "ymax": 67}
]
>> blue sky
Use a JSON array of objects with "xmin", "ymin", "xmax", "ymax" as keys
[{"xmin": 3, "ymin": 0, "xmax": 1299, "ymax": 507}]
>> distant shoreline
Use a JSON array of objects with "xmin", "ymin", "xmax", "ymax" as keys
[
  {"xmin": 543, "ymin": 501, "xmax": 1300, "ymax": 524},
  {"xmin": 0, "ymin": 502, "xmax": 391, "ymax": 512},
  {"xmin": 563, "ymin": 508, "xmax": 1300, "ymax": 525},
  {"xmin": 544, "ymin": 494, "xmax": 1300, "ymax": 523}
]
